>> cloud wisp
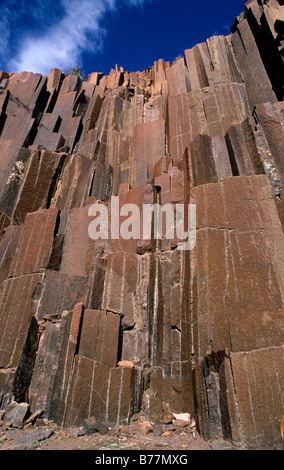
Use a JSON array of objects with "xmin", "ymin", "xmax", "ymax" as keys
[{"xmin": 2, "ymin": 0, "xmax": 149, "ymax": 75}]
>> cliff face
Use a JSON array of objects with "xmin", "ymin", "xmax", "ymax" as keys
[{"xmin": 0, "ymin": 0, "xmax": 283, "ymax": 449}]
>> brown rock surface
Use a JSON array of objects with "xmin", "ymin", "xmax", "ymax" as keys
[{"xmin": 0, "ymin": 0, "xmax": 283, "ymax": 451}]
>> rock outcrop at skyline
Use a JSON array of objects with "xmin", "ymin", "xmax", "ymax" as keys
[{"xmin": 0, "ymin": 0, "xmax": 283, "ymax": 449}]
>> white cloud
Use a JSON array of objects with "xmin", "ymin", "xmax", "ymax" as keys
[
  {"xmin": 0, "ymin": 1, "xmax": 17, "ymax": 65},
  {"xmin": 5, "ymin": 0, "xmax": 150, "ymax": 75},
  {"xmin": 0, "ymin": 17, "xmax": 10, "ymax": 58}
]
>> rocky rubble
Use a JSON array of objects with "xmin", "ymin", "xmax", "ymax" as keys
[
  {"xmin": 0, "ymin": 0, "xmax": 284, "ymax": 450},
  {"xmin": 0, "ymin": 407, "xmax": 226, "ymax": 451}
]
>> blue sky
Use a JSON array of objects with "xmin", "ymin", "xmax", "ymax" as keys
[{"xmin": 0, "ymin": 0, "xmax": 246, "ymax": 77}]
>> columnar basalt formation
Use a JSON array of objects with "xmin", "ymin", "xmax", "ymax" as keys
[{"xmin": 0, "ymin": 0, "xmax": 283, "ymax": 449}]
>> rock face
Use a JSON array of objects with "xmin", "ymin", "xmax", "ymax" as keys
[{"xmin": 0, "ymin": 0, "xmax": 283, "ymax": 450}]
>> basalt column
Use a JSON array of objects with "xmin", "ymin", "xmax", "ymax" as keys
[{"xmin": 0, "ymin": 0, "xmax": 283, "ymax": 450}]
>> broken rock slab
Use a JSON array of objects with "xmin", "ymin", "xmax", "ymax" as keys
[
  {"xmin": 4, "ymin": 402, "xmax": 29, "ymax": 428},
  {"xmin": 82, "ymin": 416, "xmax": 109, "ymax": 435},
  {"xmin": 0, "ymin": 427, "xmax": 54, "ymax": 450},
  {"xmin": 209, "ymin": 439, "xmax": 236, "ymax": 451}
]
